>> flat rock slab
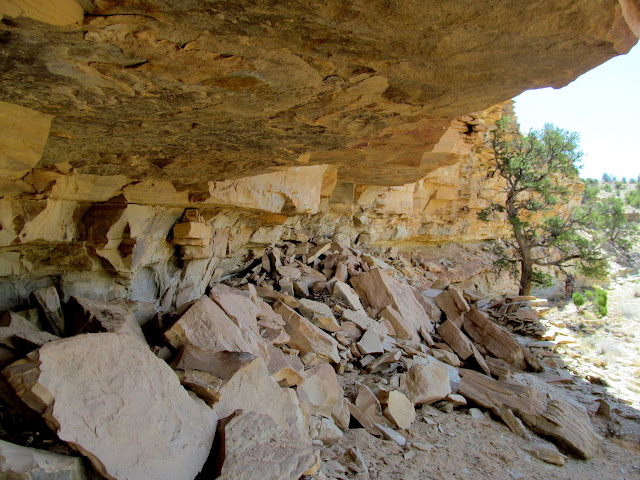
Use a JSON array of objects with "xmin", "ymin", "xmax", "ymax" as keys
[
  {"xmin": 458, "ymin": 369, "xmax": 601, "ymax": 459},
  {"xmin": 165, "ymin": 295, "xmax": 266, "ymax": 361},
  {"xmin": 273, "ymin": 301, "xmax": 340, "ymax": 363},
  {"xmin": 216, "ymin": 410, "xmax": 316, "ymax": 480},
  {"xmin": 463, "ymin": 307, "xmax": 527, "ymax": 369},
  {"xmin": 3, "ymin": 333, "xmax": 217, "ymax": 480},
  {"xmin": 437, "ymin": 319, "xmax": 474, "ymax": 360},
  {"xmin": 351, "ymin": 268, "xmax": 432, "ymax": 339},
  {"xmin": 212, "ymin": 356, "xmax": 309, "ymax": 442},
  {"xmin": 0, "ymin": 439, "xmax": 89, "ymax": 480}
]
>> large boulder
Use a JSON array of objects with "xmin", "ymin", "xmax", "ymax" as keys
[
  {"xmin": 215, "ymin": 410, "xmax": 316, "ymax": 480},
  {"xmin": 3, "ymin": 333, "xmax": 217, "ymax": 480},
  {"xmin": 165, "ymin": 295, "xmax": 268, "ymax": 362}
]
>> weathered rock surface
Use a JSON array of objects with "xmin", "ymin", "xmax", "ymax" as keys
[
  {"xmin": 210, "ymin": 356, "xmax": 309, "ymax": 442},
  {"xmin": 458, "ymin": 369, "xmax": 601, "ymax": 459},
  {"xmin": 273, "ymin": 301, "xmax": 340, "ymax": 363},
  {"xmin": 215, "ymin": 410, "xmax": 316, "ymax": 480},
  {"xmin": 297, "ymin": 363, "xmax": 341, "ymax": 419},
  {"xmin": 463, "ymin": 307, "xmax": 527, "ymax": 369},
  {"xmin": 68, "ymin": 296, "xmax": 146, "ymax": 343},
  {"xmin": 2, "ymin": 333, "xmax": 218, "ymax": 480},
  {"xmin": 165, "ymin": 295, "xmax": 266, "ymax": 360},
  {"xmin": 351, "ymin": 268, "xmax": 432, "ymax": 340},
  {"xmin": 401, "ymin": 358, "xmax": 452, "ymax": 405},
  {"xmin": 0, "ymin": 439, "xmax": 89, "ymax": 480}
]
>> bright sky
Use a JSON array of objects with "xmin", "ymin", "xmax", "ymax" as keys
[{"xmin": 513, "ymin": 44, "xmax": 640, "ymax": 181}]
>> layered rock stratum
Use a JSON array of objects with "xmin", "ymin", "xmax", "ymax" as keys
[{"xmin": 0, "ymin": 0, "xmax": 638, "ymax": 311}]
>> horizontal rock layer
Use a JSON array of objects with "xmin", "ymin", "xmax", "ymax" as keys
[{"xmin": 0, "ymin": 1, "xmax": 638, "ymax": 311}]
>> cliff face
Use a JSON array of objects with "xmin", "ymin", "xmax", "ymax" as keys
[{"xmin": 0, "ymin": 0, "xmax": 639, "ymax": 310}]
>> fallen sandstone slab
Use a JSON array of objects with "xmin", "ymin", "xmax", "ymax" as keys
[
  {"xmin": 3, "ymin": 333, "xmax": 218, "ymax": 480},
  {"xmin": 458, "ymin": 369, "xmax": 601, "ymax": 459}
]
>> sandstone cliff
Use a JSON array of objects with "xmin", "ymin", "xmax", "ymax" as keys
[{"xmin": 0, "ymin": 1, "xmax": 639, "ymax": 310}]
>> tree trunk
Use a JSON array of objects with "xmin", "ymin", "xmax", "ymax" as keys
[{"xmin": 519, "ymin": 259, "xmax": 533, "ymax": 296}]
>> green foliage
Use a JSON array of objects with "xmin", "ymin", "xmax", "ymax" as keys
[
  {"xmin": 626, "ymin": 190, "xmax": 640, "ymax": 209},
  {"xmin": 532, "ymin": 270, "xmax": 554, "ymax": 288},
  {"xmin": 583, "ymin": 183, "xmax": 601, "ymax": 201},
  {"xmin": 602, "ymin": 184, "xmax": 612, "ymax": 193},
  {"xmin": 479, "ymin": 117, "xmax": 608, "ymax": 295},
  {"xmin": 595, "ymin": 288, "xmax": 608, "ymax": 307},
  {"xmin": 615, "ymin": 181, "xmax": 624, "ymax": 190},
  {"xmin": 584, "ymin": 196, "xmax": 640, "ymax": 251},
  {"xmin": 584, "ymin": 290, "xmax": 595, "ymax": 301},
  {"xmin": 572, "ymin": 291, "xmax": 585, "ymax": 309}
]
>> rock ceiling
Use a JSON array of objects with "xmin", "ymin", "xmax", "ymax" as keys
[{"xmin": 1, "ymin": 0, "xmax": 639, "ymax": 189}]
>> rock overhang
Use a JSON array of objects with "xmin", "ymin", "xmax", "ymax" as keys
[{"xmin": 0, "ymin": 0, "xmax": 638, "ymax": 187}]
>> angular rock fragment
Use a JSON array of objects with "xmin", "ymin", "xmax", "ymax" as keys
[
  {"xmin": 211, "ymin": 356, "xmax": 308, "ymax": 441},
  {"xmin": 172, "ymin": 345, "xmax": 256, "ymax": 380},
  {"xmin": 463, "ymin": 307, "xmax": 527, "ymax": 369},
  {"xmin": 379, "ymin": 305, "xmax": 419, "ymax": 342},
  {"xmin": 437, "ymin": 319, "xmax": 474, "ymax": 360},
  {"xmin": 30, "ymin": 286, "xmax": 65, "ymax": 336},
  {"xmin": 298, "ymin": 298, "xmax": 341, "ymax": 332},
  {"xmin": 357, "ymin": 328, "xmax": 384, "ymax": 355},
  {"xmin": 430, "ymin": 348, "xmax": 461, "ymax": 367},
  {"xmin": 331, "ymin": 281, "xmax": 365, "ymax": 311},
  {"xmin": 346, "ymin": 399, "xmax": 382, "ymax": 436},
  {"xmin": 447, "ymin": 285, "xmax": 470, "ymax": 312},
  {"xmin": 400, "ymin": 357, "xmax": 452, "ymax": 405},
  {"xmin": 411, "ymin": 288, "xmax": 442, "ymax": 323},
  {"xmin": 175, "ymin": 369, "xmax": 224, "ymax": 405},
  {"xmin": 526, "ymin": 443, "xmax": 567, "ymax": 466},
  {"xmin": 380, "ymin": 390, "xmax": 415, "ymax": 429},
  {"xmin": 215, "ymin": 410, "xmax": 316, "ymax": 480},
  {"xmin": 266, "ymin": 345, "xmax": 304, "ymax": 386},
  {"xmin": 273, "ymin": 301, "xmax": 340, "ymax": 363},
  {"xmin": 165, "ymin": 295, "xmax": 266, "ymax": 360},
  {"xmin": 340, "ymin": 309, "xmax": 378, "ymax": 332},
  {"xmin": 68, "ymin": 296, "xmax": 146, "ymax": 344},
  {"xmin": 351, "ymin": 268, "xmax": 433, "ymax": 337},
  {"xmin": 310, "ymin": 416, "xmax": 344, "ymax": 445},
  {"xmin": 355, "ymin": 385, "xmax": 390, "ymax": 426},
  {"xmin": 435, "ymin": 290, "xmax": 464, "ymax": 327},
  {"xmin": 0, "ymin": 311, "xmax": 58, "ymax": 350},
  {"xmin": 0, "ymin": 439, "xmax": 89, "ymax": 480},
  {"xmin": 3, "ymin": 333, "xmax": 217, "ymax": 480},
  {"xmin": 458, "ymin": 369, "xmax": 601, "ymax": 459},
  {"xmin": 374, "ymin": 423, "xmax": 406, "ymax": 446},
  {"xmin": 297, "ymin": 363, "xmax": 341, "ymax": 418},
  {"xmin": 209, "ymin": 283, "xmax": 260, "ymax": 333}
]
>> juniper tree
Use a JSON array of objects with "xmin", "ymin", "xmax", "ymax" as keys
[{"xmin": 479, "ymin": 117, "xmax": 608, "ymax": 295}]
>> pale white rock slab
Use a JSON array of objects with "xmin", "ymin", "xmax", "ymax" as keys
[
  {"xmin": 216, "ymin": 410, "xmax": 316, "ymax": 480},
  {"xmin": 3, "ymin": 333, "xmax": 217, "ymax": 480}
]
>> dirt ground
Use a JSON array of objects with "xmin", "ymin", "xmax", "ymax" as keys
[{"xmin": 316, "ymin": 273, "xmax": 640, "ymax": 480}]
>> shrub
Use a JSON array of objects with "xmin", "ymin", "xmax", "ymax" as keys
[
  {"xmin": 584, "ymin": 290, "xmax": 595, "ymax": 301},
  {"xmin": 595, "ymin": 288, "xmax": 608, "ymax": 307},
  {"xmin": 594, "ymin": 288, "xmax": 608, "ymax": 317},
  {"xmin": 603, "ymin": 184, "xmax": 612, "ymax": 193},
  {"xmin": 572, "ymin": 292, "xmax": 585, "ymax": 310},
  {"xmin": 596, "ymin": 304, "xmax": 608, "ymax": 317}
]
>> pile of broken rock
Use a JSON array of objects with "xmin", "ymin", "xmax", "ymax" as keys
[{"xmin": 0, "ymin": 239, "xmax": 603, "ymax": 479}]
